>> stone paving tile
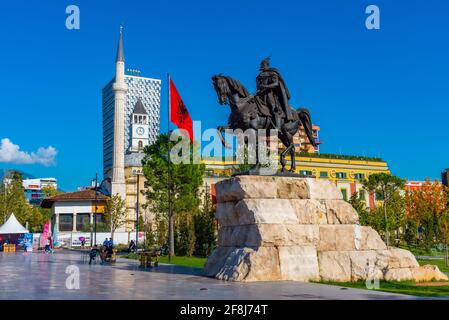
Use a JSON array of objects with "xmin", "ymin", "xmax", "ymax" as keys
[{"xmin": 0, "ymin": 250, "xmax": 421, "ymax": 300}]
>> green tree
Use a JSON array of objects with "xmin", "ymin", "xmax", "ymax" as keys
[
  {"xmin": 348, "ymin": 191, "xmax": 383, "ymax": 232},
  {"xmin": 385, "ymin": 191, "xmax": 406, "ymax": 245},
  {"xmin": 138, "ymin": 213, "xmax": 145, "ymax": 232},
  {"xmin": 349, "ymin": 192, "xmax": 367, "ymax": 219},
  {"xmin": 95, "ymin": 221, "xmax": 110, "ymax": 232},
  {"xmin": 194, "ymin": 186, "xmax": 217, "ymax": 257},
  {"xmin": 0, "ymin": 171, "xmax": 54, "ymax": 232},
  {"xmin": 404, "ymin": 219, "xmax": 418, "ymax": 245},
  {"xmin": 363, "ymin": 173, "xmax": 405, "ymax": 247},
  {"xmin": 0, "ymin": 180, "xmax": 7, "ymax": 224},
  {"xmin": 438, "ymin": 212, "xmax": 449, "ymax": 267},
  {"xmin": 175, "ymin": 211, "xmax": 196, "ymax": 256},
  {"xmin": 0, "ymin": 171, "xmax": 32, "ymax": 226},
  {"xmin": 154, "ymin": 214, "xmax": 168, "ymax": 247},
  {"xmin": 405, "ymin": 180, "xmax": 449, "ymax": 251},
  {"xmin": 142, "ymin": 133, "xmax": 205, "ymax": 258},
  {"xmin": 25, "ymin": 207, "xmax": 52, "ymax": 233},
  {"xmin": 42, "ymin": 185, "xmax": 61, "ymax": 198},
  {"xmin": 103, "ymin": 194, "xmax": 126, "ymax": 241}
]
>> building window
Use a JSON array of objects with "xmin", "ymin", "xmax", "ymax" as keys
[
  {"xmin": 95, "ymin": 214, "xmax": 104, "ymax": 224},
  {"xmin": 138, "ymin": 141, "xmax": 143, "ymax": 150},
  {"xmin": 76, "ymin": 213, "xmax": 90, "ymax": 232},
  {"xmin": 358, "ymin": 190, "xmax": 366, "ymax": 201},
  {"xmin": 340, "ymin": 188, "xmax": 348, "ymax": 201},
  {"xmin": 59, "ymin": 214, "xmax": 73, "ymax": 232},
  {"xmin": 355, "ymin": 173, "xmax": 365, "ymax": 181},
  {"xmin": 375, "ymin": 191, "xmax": 384, "ymax": 201},
  {"xmin": 336, "ymin": 172, "xmax": 347, "ymax": 179},
  {"xmin": 319, "ymin": 171, "xmax": 328, "ymax": 178}
]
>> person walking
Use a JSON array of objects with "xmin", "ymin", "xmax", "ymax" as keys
[
  {"xmin": 80, "ymin": 236, "xmax": 86, "ymax": 248},
  {"xmin": 128, "ymin": 240, "xmax": 136, "ymax": 253},
  {"xmin": 44, "ymin": 237, "xmax": 51, "ymax": 253},
  {"xmin": 49, "ymin": 236, "xmax": 54, "ymax": 253},
  {"xmin": 89, "ymin": 245, "xmax": 98, "ymax": 265}
]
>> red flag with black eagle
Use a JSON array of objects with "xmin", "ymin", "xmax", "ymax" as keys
[{"xmin": 169, "ymin": 78, "xmax": 194, "ymax": 142}]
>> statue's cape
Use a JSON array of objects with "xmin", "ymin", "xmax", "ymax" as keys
[{"xmin": 267, "ymin": 68, "xmax": 293, "ymax": 120}]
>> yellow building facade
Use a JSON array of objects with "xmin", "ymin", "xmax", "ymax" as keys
[
  {"xmin": 124, "ymin": 166, "xmax": 154, "ymax": 232},
  {"xmin": 121, "ymin": 154, "xmax": 390, "ymax": 232}
]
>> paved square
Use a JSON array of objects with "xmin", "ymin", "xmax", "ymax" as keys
[{"xmin": 0, "ymin": 250, "xmax": 419, "ymax": 300}]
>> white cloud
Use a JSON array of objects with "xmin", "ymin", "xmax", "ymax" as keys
[{"xmin": 0, "ymin": 138, "xmax": 57, "ymax": 167}]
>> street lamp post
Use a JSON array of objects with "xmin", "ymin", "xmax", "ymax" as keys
[
  {"xmin": 136, "ymin": 173, "xmax": 140, "ymax": 254},
  {"xmin": 94, "ymin": 173, "xmax": 98, "ymax": 247},
  {"xmin": 92, "ymin": 176, "xmax": 111, "ymax": 247},
  {"xmin": 3, "ymin": 181, "xmax": 7, "ymax": 224}
]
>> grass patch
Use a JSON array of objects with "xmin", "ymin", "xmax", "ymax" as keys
[
  {"xmin": 321, "ymin": 280, "xmax": 449, "ymax": 297},
  {"xmin": 398, "ymin": 244, "xmax": 446, "ymax": 257},
  {"xmin": 158, "ymin": 256, "xmax": 206, "ymax": 268},
  {"xmin": 418, "ymin": 259, "xmax": 449, "ymax": 273},
  {"xmin": 121, "ymin": 252, "xmax": 139, "ymax": 260},
  {"xmin": 121, "ymin": 253, "xmax": 206, "ymax": 269}
]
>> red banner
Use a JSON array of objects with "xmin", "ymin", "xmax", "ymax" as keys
[{"xmin": 169, "ymin": 79, "xmax": 194, "ymax": 141}]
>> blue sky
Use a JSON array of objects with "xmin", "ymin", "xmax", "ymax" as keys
[{"xmin": 0, "ymin": 0, "xmax": 448, "ymax": 191}]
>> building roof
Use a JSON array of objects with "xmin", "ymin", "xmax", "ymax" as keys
[
  {"xmin": 41, "ymin": 189, "xmax": 109, "ymax": 208},
  {"xmin": 116, "ymin": 26, "xmax": 124, "ymax": 62},
  {"xmin": 132, "ymin": 98, "xmax": 147, "ymax": 115},
  {"xmin": 125, "ymin": 152, "xmax": 145, "ymax": 167}
]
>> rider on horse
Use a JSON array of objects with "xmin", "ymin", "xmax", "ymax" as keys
[{"xmin": 256, "ymin": 57, "xmax": 294, "ymax": 130}]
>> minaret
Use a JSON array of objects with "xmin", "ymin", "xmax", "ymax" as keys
[{"xmin": 110, "ymin": 26, "xmax": 127, "ymax": 199}]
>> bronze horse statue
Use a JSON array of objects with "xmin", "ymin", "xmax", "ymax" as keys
[{"xmin": 212, "ymin": 75, "xmax": 316, "ymax": 172}]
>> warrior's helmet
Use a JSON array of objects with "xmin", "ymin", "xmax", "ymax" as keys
[{"xmin": 259, "ymin": 57, "xmax": 271, "ymax": 71}]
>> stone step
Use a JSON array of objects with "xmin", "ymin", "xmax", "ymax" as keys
[
  {"xmin": 215, "ymin": 176, "xmax": 342, "ymax": 203},
  {"xmin": 216, "ymin": 198, "xmax": 359, "ymax": 227}
]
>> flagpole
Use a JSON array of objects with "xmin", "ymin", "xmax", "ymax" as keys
[{"xmin": 167, "ymin": 73, "xmax": 173, "ymax": 262}]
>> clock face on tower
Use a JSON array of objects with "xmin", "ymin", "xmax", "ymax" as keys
[{"xmin": 136, "ymin": 127, "xmax": 145, "ymax": 136}]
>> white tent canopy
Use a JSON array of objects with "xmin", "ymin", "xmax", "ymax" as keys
[{"xmin": 0, "ymin": 213, "xmax": 29, "ymax": 234}]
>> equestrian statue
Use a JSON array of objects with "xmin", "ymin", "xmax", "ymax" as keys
[{"xmin": 212, "ymin": 58, "xmax": 317, "ymax": 173}]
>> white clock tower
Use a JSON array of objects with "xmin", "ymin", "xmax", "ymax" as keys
[{"xmin": 130, "ymin": 98, "xmax": 150, "ymax": 152}]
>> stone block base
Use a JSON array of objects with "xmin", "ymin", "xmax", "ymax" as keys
[{"xmin": 204, "ymin": 176, "xmax": 448, "ymax": 283}]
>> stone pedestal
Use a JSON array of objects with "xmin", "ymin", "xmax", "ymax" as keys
[{"xmin": 203, "ymin": 176, "xmax": 448, "ymax": 282}]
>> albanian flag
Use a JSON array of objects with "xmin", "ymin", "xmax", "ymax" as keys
[{"xmin": 169, "ymin": 78, "xmax": 194, "ymax": 142}]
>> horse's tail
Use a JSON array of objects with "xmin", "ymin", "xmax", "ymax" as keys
[{"xmin": 297, "ymin": 108, "xmax": 317, "ymax": 148}]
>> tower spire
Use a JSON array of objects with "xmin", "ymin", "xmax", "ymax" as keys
[
  {"xmin": 116, "ymin": 25, "xmax": 125, "ymax": 62},
  {"xmin": 111, "ymin": 24, "xmax": 127, "ymax": 200}
]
